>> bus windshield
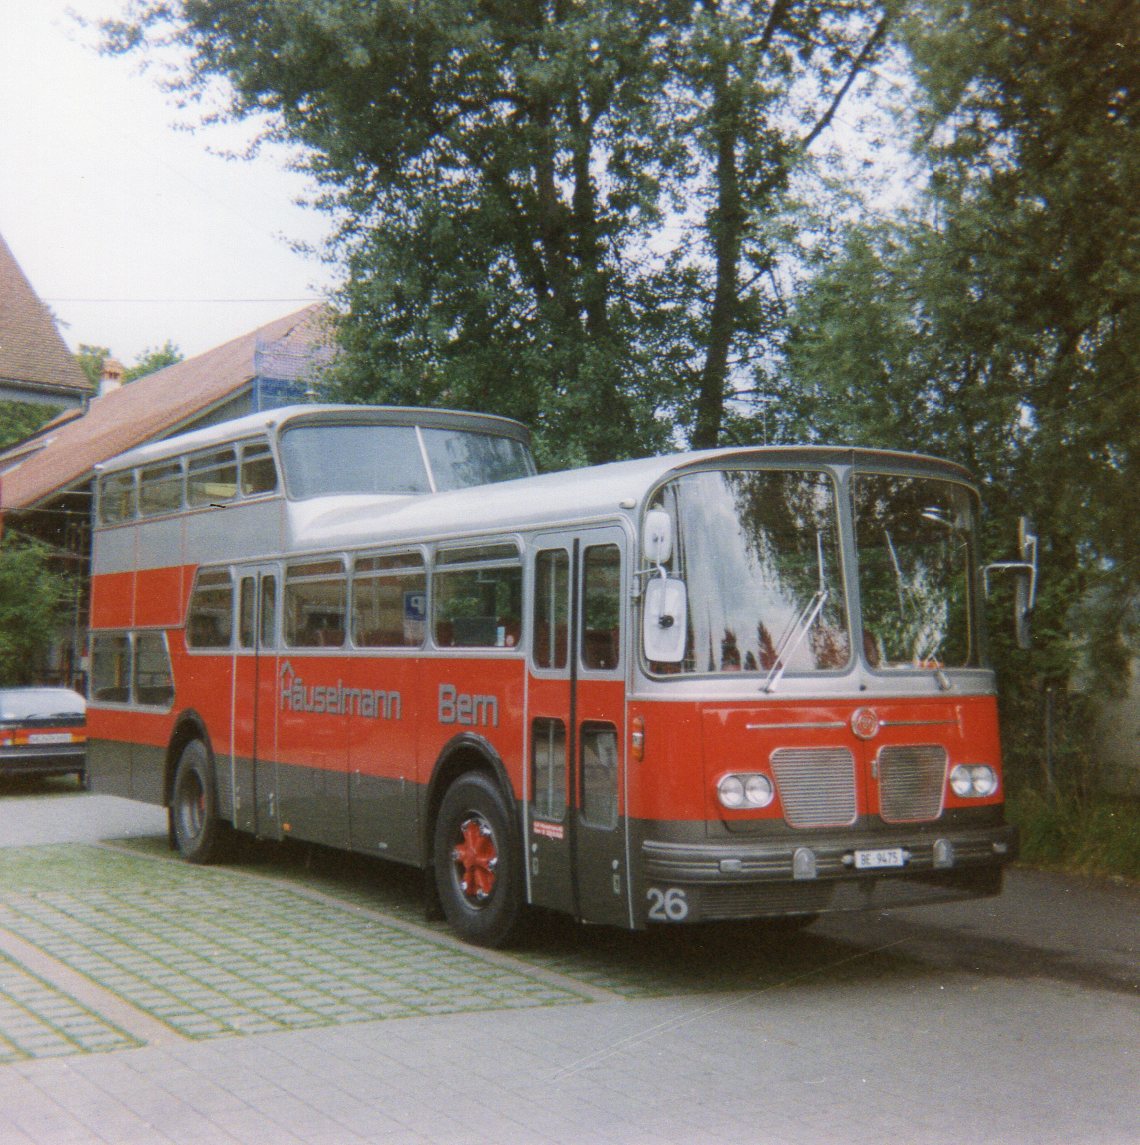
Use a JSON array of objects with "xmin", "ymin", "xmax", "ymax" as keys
[
  {"xmin": 652, "ymin": 469, "xmax": 850, "ymax": 675},
  {"xmin": 852, "ymin": 474, "xmax": 979, "ymax": 669},
  {"xmin": 279, "ymin": 424, "xmax": 533, "ymax": 499}
]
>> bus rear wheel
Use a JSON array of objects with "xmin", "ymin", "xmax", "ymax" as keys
[
  {"xmin": 433, "ymin": 772, "xmax": 522, "ymax": 948},
  {"xmin": 171, "ymin": 739, "xmax": 232, "ymax": 864}
]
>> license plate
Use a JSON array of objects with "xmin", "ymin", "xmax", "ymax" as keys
[
  {"xmin": 854, "ymin": 847, "xmax": 906, "ymax": 870},
  {"xmin": 27, "ymin": 733, "xmax": 72, "ymax": 745}
]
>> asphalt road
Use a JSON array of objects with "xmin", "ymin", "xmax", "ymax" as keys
[
  {"xmin": 0, "ymin": 778, "xmax": 1135, "ymax": 1145},
  {"xmin": 815, "ymin": 864, "xmax": 1138, "ymax": 997}
]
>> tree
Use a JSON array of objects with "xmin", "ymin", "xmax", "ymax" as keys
[
  {"xmin": 78, "ymin": 341, "xmax": 182, "ymax": 387},
  {"xmin": 0, "ymin": 537, "xmax": 71, "ymax": 685},
  {"xmin": 675, "ymin": 1, "xmax": 890, "ymax": 448},
  {"xmin": 780, "ymin": 0, "xmax": 1140, "ymax": 787},
  {"xmin": 77, "ymin": 344, "xmax": 112, "ymax": 388},
  {"xmin": 125, "ymin": 340, "xmax": 182, "ymax": 381},
  {"xmin": 0, "ymin": 402, "xmax": 63, "ymax": 453},
  {"xmin": 101, "ymin": 0, "xmax": 888, "ymax": 465}
]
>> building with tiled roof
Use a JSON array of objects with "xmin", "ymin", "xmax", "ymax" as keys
[
  {"xmin": 0, "ymin": 303, "xmax": 331, "ymax": 513},
  {"xmin": 0, "ymin": 303, "xmax": 333, "ymax": 685},
  {"xmin": 0, "ymin": 232, "xmax": 92, "ymax": 408}
]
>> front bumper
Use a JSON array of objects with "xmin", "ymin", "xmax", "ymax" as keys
[
  {"xmin": 640, "ymin": 822, "xmax": 1018, "ymax": 923},
  {"xmin": 0, "ymin": 743, "xmax": 87, "ymax": 778}
]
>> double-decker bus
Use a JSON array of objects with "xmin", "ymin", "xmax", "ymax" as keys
[{"xmin": 87, "ymin": 404, "xmax": 1026, "ymax": 946}]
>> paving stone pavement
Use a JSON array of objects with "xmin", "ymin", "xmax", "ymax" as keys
[{"xmin": 0, "ymin": 783, "xmax": 1136, "ymax": 1144}]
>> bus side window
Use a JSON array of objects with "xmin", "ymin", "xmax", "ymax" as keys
[
  {"xmin": 186, "ymin": 570, "xmax": 234, "ymax": 649},
  {"xmin": 284, "ymin": 560, "xmax": 346, "ymax": 648},
  {"xmin": 260, "ymin": 576, "xmax": 277, "ymax": 648},
  {"xmin": 187, "ymin": 447, "xmax": 238, "ymax": 507},
  {"xmin": 433, "ymin": 543, "xmax": 522, "ymax": 648},
  {"xmin": 99, "ymin": 471, "xmax": 137, "ymax": 524},
  {"xmin": 138, "ymin": 459, "xmax": 184, "ymax": 517},
  {"xmin": 239, "ymin": 577, "xmax": 256, "ymax": 648},
  {"xmin": 240, "ymin": 441, "xmax": 278, "ymax": 497},
  {"xmin": 352, "ymin": 554, "xmax": 426, "ymax": 647},
  {"xmin": 532, "ymin": 717, "xmax": 567, "ymax": 820},
  {"xmin": 134, "ymin": 632, "xmax": 174, "ymax": 707},
  {"xmin": 582, "ymin": 544, "xmax": 621, "ymax": 671},
  {"xmin": 90, "ymin": 632, "xmax": 131, "ymax": 703},
  {"xmin": 533, "ymin": 549, "xmax": 569, "ymax": 669}
]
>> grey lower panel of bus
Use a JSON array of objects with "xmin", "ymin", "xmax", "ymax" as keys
[
  {"xmin": 88, "ymin": 739, "xmax": 167, "ymax": 806},
  {"xmin": 228, "ymin": 754, "xmax": 421, "ymax": 867},
  {"xmin": 88, "ymin": 738, "xmax": 420, "ymax": 867}
]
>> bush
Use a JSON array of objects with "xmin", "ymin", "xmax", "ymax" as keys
[{"xmin": 1008, "ymin": 788, "xmax": 1140, "ymax": 881}]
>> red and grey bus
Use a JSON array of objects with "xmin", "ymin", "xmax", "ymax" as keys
[{"xmin": 87, "ymin": 404, "xmax": 1026, "ymax": 946}]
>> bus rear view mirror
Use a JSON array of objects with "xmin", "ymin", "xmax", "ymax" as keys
[
  {"xmin": 643, "ymin": 510, "xmax": 673, "ymax": 566},
  {"xmin": 1014, "ymin": 568, "xmax": 1033, "ymax": 649},
  {"xmin": 982, "ymin": 516, "xmax": 1038, "ymax": 650},
  {"xmin": 644, "ymin": 576, "xmax": 687, "ymax": 663}
]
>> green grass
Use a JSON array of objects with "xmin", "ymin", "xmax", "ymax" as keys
[{"xmin": 1008, "ymin": 788, "xmax": 1140, "ymax": 881}]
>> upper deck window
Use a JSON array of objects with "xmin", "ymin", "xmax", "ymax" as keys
[
  {"xmin": 240, "ymin": 441, "xmax": 278, "ymax": 496},
  {"xmin": 99, "ymin": 471, "xmax": 137, "ymax": 524},
  {"xmin": 421, "ymin": 428, "xmax": 533, "ymax": 491},
  {"xmin": 188, "ymin": 447, "xmax": 238, "ymax": 507},
  {"xmin": 138, "ymin": 459, "xmax": 184, "ymax": 517},
  {"xmin": 280, "ymin": 425, "xmax": 431, "ymax": 498},
  {"xmin": 278, "ymin": 422, "xmax": 533, "ymax": 499}
]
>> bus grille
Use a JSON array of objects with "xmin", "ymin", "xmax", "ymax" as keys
[
  {"xmin": 770, "ymin": 748, "xmax": 857, "ymax": 828},
  {"xmin": 877, "ymin": 745, "xmax": 946, "ymax": 822}
]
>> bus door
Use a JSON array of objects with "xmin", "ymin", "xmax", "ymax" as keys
[
  {"xmin": 234, "ymin": 566, "xmax": 279, "ymax": 837},
  {"xmin": 527, "ymin": 528, "xmax": 630, "ymax": 928},
  {"xmin": 275, "ymin": 559, "xmax": 351, "ymax": 850}
]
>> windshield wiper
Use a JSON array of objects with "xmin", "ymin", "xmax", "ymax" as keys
[{"xmin": 763, "ymin": 531, "xmax": 829, "ymax": 694}]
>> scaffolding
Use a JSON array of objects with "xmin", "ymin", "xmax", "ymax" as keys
[{"xmin": 252, "ymin": 323, "xmax": 335, "ymax": 411}]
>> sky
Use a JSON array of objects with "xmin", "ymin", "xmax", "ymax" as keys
[{"xmin": 0, "ymin": 0, "xmax": 334, "ymax": 366}]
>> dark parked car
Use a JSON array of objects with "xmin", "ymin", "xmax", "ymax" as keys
[{"xmin": 0, "ymin": 687, "xmax": 87, "ymax": 784}]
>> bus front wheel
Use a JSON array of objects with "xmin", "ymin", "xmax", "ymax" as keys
[
  {"xmin": 171, "ymin": 739, "xmax": 232, "ymax": 864},
  {"xmin": 433, "ymin": 772, "xmax": 522, "ymax": 948}
]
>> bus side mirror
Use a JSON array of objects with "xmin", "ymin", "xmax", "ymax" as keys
[
  {"xmin": 643, "ymin": 510, "xmax": 673, "ymax": 566},
  {"xmin": 982, "ymin": 516, "xmax": 1038, "ymax": 650},
  {"xmin": 644, "ymin": 577, "xmax": 687, "ymax": 663}
]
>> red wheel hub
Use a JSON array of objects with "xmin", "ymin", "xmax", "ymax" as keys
[{"xmin": 452, "ymin": 816, "xmax": 497, "ymax": 903}]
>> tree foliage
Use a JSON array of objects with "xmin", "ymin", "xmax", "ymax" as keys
[
  {"xmin": 78, "ymin": 341, "xmax": 183, "ymax": 387},
  {"xmin": 102, "ymin": 0, "xmax": 888, "ymax": 466},
  {"xmin": 77, "ymin": 344, "xmax": 112, "ymax": 388},
  {"xmin": 0, "ymin": 537, "xmax": 71, "ymax": 685},
  {"xmin": 126, "ymin": 341, "xmax": 183, "ymax": 381},
  {"xmin": 0, "ymin": 402, "xmax": 63, "ymax": 453},
  {"xmin": 781, "ymin": 0, "xmax": 1140, "ymax": 786}
]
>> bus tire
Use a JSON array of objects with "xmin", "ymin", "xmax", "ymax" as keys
[
  {"xmin": 433, "ymin": 772, "xmax": 522, "ymax": 948},
  {"xmin": 171, "ymin": 739, "xmax": 232, "ymax": 864}
]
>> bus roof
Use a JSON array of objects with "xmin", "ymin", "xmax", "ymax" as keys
[
  {"xmin": 293, "ymin": 444, "xmax": 976, "ymax": 552},
  {"xmin": 93, "ymin": 404, "xmax": 533, "ymax": 474}
]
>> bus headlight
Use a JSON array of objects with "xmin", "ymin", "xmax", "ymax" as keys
[
  {"xmin": 744, "ymin": 774, "xmax": 774, "ymax": 807},
  {"xmin": 718, "ymin": 773, "xmax": 775, "ymax": 809},
  {"xmin": 949, "ymin": 764, "xmax": 999, "ymax": 798}
]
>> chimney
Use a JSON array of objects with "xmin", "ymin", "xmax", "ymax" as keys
[{"xmin": 99, "ymin": 358, "xmax": 125, "ymax": 397}]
